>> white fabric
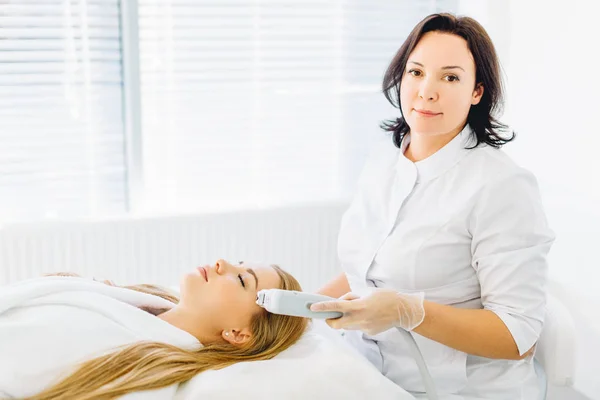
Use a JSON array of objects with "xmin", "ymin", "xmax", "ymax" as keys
[
  {"xmin": 0, "ymin": 277, "xmax": 413, "ymax": 399},
  {"xmin": 0, "ymin": 276, "xmax": 199, "ymax": 399},
  {"xmin": 176, "ymin": 320, "xmax": 415, "ymax": 400},
  {"xmin": 337, "ymin": 125, "xmax": 555, "ymax": 399},
  {"xmin": 535, "ymin": 293, "xmax": 577, "ymax": 386}
]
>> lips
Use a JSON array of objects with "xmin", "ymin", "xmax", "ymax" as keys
[
  {"xmin": 197, "ymin": 266, "xmax": 208, "ymax": 282},
  {"xmin": 414, "ymin": 109, "xmax": 441, "ymax": 116}
]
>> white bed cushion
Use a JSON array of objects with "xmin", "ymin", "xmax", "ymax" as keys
[{"xmin": 175, "ymin": 320, "xmax": 414, "ymax": 399}]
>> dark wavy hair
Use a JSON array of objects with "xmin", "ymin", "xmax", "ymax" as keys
[{"xmin": 381, "ymin": 13, "xmax": 515, "ymax": 149}]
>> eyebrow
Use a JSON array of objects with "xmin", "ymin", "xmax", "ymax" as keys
[
  {"xmin": 408, "ymin": 60, "xmax": 465, "ymax": 72},
  {"xmin": 247, "ymin": 268, "xmax": 259, "ymax": 290}
]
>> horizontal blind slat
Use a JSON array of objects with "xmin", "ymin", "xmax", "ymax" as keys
[{"xmin": 0, "ymin": 0, "xmax": 126, "ymax": 222}]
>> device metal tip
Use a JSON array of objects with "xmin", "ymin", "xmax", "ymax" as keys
[{"xmin": 256, "ymin": 290, "xmax": 266, "ymax": 307}]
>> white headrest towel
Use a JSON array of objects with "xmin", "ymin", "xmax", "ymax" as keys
[{"xmin": 0, "ymin": 276, "xmax": 201, "ymax": 399}]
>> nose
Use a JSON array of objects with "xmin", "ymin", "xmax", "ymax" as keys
[
  {"xmin": 215, "ymin": 259, "xmax": 231, "ymax": 275},
  {"xmin": 418, "ymin": 77, "xmax": 439, "ymax": 102}
]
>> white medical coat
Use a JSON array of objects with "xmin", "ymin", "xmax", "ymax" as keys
[{"xmin": 338, "ymin": 125, "xmax": 555, "ymax": 399}]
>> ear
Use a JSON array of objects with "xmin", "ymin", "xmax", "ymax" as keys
[
  {"xmin": 471, "ymin": 83, "xmax": 484, "ymax": 105},
  {"xmin": 222, "ymin": 328, "xmax": 252, "ymax": 345}
]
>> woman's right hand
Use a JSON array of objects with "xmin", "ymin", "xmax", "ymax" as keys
[{"xmin": 311, "ymin": 289, "xmax": 426, "ymax": 335}]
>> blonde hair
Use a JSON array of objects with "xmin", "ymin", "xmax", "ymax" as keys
[{"xmin": 31, "ymin": 266, "xmax": 308, "ymax": 400}]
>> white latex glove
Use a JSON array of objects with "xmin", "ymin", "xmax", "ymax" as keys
[{"xmin": 310, "ymin": 289, "xmax": 426, "ymax": 336}]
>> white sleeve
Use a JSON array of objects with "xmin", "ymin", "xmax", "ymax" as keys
[{"xmin": 469, "ymin": 169, "xmax": 555, "ymax": 356}]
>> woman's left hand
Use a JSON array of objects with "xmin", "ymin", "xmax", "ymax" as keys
[{"xmin": 310, "ymin": 289, "xmax": 426, "ymax": 336}]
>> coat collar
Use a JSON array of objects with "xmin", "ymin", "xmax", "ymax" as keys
[{"xmin": 397, "ymin": 124, "xmax": 476, "ymax": 183}]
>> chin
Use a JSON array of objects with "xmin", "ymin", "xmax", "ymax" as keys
[
  {"xmin": 180, "ymin": 272, "xmax": 200, "ymax": 297},
  {"xmin": 407, "ymin": 122, "xmax": 447, "ymax": 136}
]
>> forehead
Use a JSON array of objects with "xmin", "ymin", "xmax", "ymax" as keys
[
  {"xmin": 409, "ymin": 31, "xmax": 475, "ymax": 71},
  {"xmin": 241, "ymin": 262, "xmax": 281, "ymax": 291}
]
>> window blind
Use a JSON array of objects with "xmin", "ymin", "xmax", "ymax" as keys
[
  {"xmin": 0, "ymin": 0, "xmax": 127, "ymax": 222},
  {"xmin": 138, "ymin": 0, "xmax": 458, "ymax": 214}
]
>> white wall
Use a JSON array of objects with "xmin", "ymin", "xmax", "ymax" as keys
[
  {"xmin": 460, "ymin": 0, "xmax": 600, "ymax": 291},
  {"xmin": 504, "ymin": 0, "xmax": 600, "ymax": 296},
  {"xmin": 459, "ymin": 1, "xmax": 600, "ymax": 397},
  {"xmin": 0, "ymin": 203, "xmax": 346, "ymax": 293},
  {"xmin": 506, "ymin": 4, "xmax": 600, "ymax": 397}
]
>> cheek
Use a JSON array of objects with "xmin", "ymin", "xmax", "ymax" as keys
[
  {"xmin": 400, "ymin": 96, "xmax": 411, "ymax": 120},
  {"xmin": 399, "ymin": 80, "xmax": 415, "ymax": 106},
  {"xmin": 211, "ymin": 280, "xmax": 250, "ymax": 310},
  {"xmin": 442, "ymin": 87, "xmax": 473, "ymax": 117},
  {"xmin": 215, "ymin": 294, "xmax": 255, "ymax": 326}
]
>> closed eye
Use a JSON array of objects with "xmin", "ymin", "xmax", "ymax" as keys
[{"xmin": 238, "ymin": 273, "xmax": 246, "ymax": 288}]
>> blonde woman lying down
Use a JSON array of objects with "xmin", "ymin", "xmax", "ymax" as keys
[{"xmin": 1, "ymin": 259, "xmax": 308, "ymax": 400}]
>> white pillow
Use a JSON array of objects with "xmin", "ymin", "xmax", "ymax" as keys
[{"xmin": 175, "ymin": 320, "xmax": 414, "ymax": 400}]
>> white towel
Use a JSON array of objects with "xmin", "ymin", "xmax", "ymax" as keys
[{"xmin": 0, "ymin": 276, "xmax": 201, "ymax": 399}]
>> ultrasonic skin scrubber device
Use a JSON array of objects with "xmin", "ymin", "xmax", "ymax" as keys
[
  {"xmin": 256, "ymin": 289, "xmax": 343, "ymax": 320},
  {"xmin": 256, "ymin": 289, "xmax": 440, "ymax": 400}
]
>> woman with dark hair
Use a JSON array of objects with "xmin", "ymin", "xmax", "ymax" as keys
[{"xmin": 313, "ymin": 13, "xmax": 554, "ymax": 399}]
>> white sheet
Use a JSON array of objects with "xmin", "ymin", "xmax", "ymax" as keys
[
  {"xmin": 177, "ymin": 321, "xmax": 415, "ymax": 399},
  {"xmin": 0, "ymin": 277, "xmax": 414, "ymax": 399},
  {"xmin": 0, "ymin": 276, "xmax": 200, "ymax": 399}
]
